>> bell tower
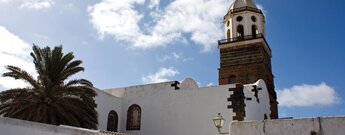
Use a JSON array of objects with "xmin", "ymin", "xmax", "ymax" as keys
[{"xmin": 218, "ymin": 0, "xmax": 278, "ymax": 119}]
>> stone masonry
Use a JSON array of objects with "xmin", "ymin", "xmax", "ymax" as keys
[{"xmin": 218, "ymin": 40, "xmax": 278, "ymax": 119}]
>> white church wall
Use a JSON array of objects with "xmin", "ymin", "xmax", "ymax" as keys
[
  {"xmin": 230, "ymin": 116, "xmax": 345, "ymax": 135},
  {"xmin": 107, "ymin": 81, "xmax": 238, "ymax": 135},
  {"xmin": 180, "ymin": 78, "xmax": 199, "ymax": 89},
  {"xmin": 0, "ymin": 79, "xmax": 272, "ymax": 135},
  {"xmin": 94, "ymin": 88, "xmax": 123, "ymax": 131},
  {"xmin": 244, "ymin": 79, "xmax": 271, "ymax": 120},
  {"xmin": 0, "ymin": 116, "xmax": 99, "ymax": 135}
]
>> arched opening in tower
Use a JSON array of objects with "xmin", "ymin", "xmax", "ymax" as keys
[
  {"xmin": 227, "ymin": 29, "xmax": 231, "ymax": 41},
  {"xmin": 237, "ymin": 25, "xmax": 244, "ymax": 39},
  {"xmin": 252, "ymin": 25, "xmax": 258, "ymax": 38}
]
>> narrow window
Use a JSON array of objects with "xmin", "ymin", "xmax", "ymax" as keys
[
  {"xmin": 237, "ymin": 25, "xmax": 244, "ymax": 39},
  {"xmin": 229, "ymin": 75, "xmax": 236, "ymax": 84},
  {"xmin": 126, "ymin": 104, "xmax": 141, "ymax": 130},
  {"xmin": 252, "ymin": 25, "xmax": 258, "ymax": 38},
  {"xmin": 107, "ymin": 110, "xmax": 118, "ymax": 132},
  {"xmin": 227, "ymin": 29, "xmax": 231, "ymax": 40}
]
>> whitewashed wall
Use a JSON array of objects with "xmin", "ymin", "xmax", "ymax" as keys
[
  {"xmin": 0, "ymin": 117, "xmax": 98, "ymax": 135},
  {"xmin": 0, "ymin": 79, "xmax": 272, "ymax": 135},
  {"xmin": 230, "ymin": 116, "xmax": 345, "ymax": 135},
  {"xmin": 104, "ymin": 79, "xmax": 271, "ymax": 135},
  {"xmin": 244, "ymin": 79, "xmax": 271, "ymax": 120},
  {"xmin": 95, "ymin": 89, "xmax": 122, "ymax": 131},
  {"xmin": 107, "ymin": 81, "xmax": 235, "ymax": 135}
]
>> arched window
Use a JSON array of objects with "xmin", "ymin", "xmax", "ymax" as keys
[
  {"xmin": 228, "ymin": 75, "xmax": 236, "ymax": 84},
  {"xmin": 237, "ymin": 25, "xmax": 244, "ymax": 39},
  {"xmin": 126, "ymin": 104, "xmax": 141, "ymax": 130},
  {"xmin": 227, "ymin": 29, "xmax": 231, "ymax": 40},
  {"xmin": 252, "ymin": 25, "xmax": 258, "ymax": 38},
  {"xmin": 107, "ymin": 110, "xmax": 118, "ymax": 132},
  {"xmin": 246, "ymin": 74, "xmax": 257, "ymax": 83}
]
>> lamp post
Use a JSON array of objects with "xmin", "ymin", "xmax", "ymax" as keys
[{"xmin": 213, "ymin": 113, "xmax": 229, "ymax": 135}]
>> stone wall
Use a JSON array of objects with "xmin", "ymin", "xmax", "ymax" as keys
[
  {"xmin": 218, "ymin": 40, "xmax": 277, "ymax": 118},
  {"xmin": 219, "ymin": 44, "xmax": 268, "ymax": 68},
  {"xmin": 230, "ymin": 116, "xmax": 345, "ymax": 135}
]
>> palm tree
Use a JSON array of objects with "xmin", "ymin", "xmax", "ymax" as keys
[{"xmin": 0, "ymin": 45, "xmax": 98, "ymax": 129}]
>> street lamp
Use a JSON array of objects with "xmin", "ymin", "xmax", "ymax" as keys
[{"xmin": 213, "ymin": 113, "xmax": 229, "ymax": 134}]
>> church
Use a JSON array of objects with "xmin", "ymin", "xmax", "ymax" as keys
[{"xmin": 93, "ymin": 0, "xmax": 278, "ymax": 135}]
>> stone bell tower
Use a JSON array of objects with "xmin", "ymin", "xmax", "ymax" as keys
[{"xmin": 218, "ymin": 0, "xmax": 278, "ymax": 119}]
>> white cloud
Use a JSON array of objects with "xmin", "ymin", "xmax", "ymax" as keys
[
  {"xmin": 158, "ymin": 52, "xmax": 194, "ymax": 62},
  {"xmin": 148, "ymin": 0, "xmax": 159, "ymax": 9},
  {"xmin": 0, "ymin": 0, "xmax": 10, "ymax": 3},
  {"xmin": 88, "ymin": 0, "xmax": 145, "ymax": 40},
  {"xmin": 0, "ymin": 26, "xmax": 35, "ymax": 90},
  {"xmin": 277, "ymin": 82, "xmax": 341, "ymax": 107},
  {"xmin": 207, "ymin": 83, "xmax": 214, "ymax": 87},
  {"xmin": 88, "ymin": 0, "xmax": 229, "ymax": 52},
  {"xmin": 142, "ymin": 67, "xmax": 179, "ymax": 83},
  {"xmin": 159, "ymin": 52, "xmax": 181, "ymax": 62},
  {"xmin": 256, "ymin": 4, "xmax": 267, "ymax": 16},
  {"xmin": 20, "ymin": 0, "xmax": 54, "ymax": 10}
]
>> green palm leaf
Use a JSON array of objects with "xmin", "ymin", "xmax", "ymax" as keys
[{"xmin": 0, "ymin": 45, "xmax": 98, "ymax": 129}]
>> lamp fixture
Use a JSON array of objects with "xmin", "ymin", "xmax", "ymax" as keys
[{"xmin": 213, "ymin": 113, "xmax": 229, "ymax": 134}]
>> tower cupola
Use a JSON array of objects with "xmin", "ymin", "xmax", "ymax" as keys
[{"xmin": 223, "ymin": 0, "xmax": 265, "ymax": 40}]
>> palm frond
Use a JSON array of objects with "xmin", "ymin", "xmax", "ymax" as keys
[
  {"xmin": 31, "ymin": 45, "xmax": 45, "ymax": 77},
  {"xmin": 60, "ymin": 67, "xmax": 84, "ymax": 81},
  {"xmin": 65, "ymin": 79, "xmax": 93, "ymax": 87},
  {"xmin": 0, "ymin": 88, "xmax": 36, "ymax": 102},
  {"xmin": 2, "ymin": 66, "xmax": 41, "ymax": 90},
  {"xmin": 65, "ymin": 60, "xmax": 82, "ymax": 71}
]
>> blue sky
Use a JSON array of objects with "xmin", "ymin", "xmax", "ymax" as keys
[{"xmin": 0, "ymin": 0, "xmax": 344, "ymax": 118}]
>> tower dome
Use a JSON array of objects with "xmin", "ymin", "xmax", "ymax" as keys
[{"xmin": 228, "ymin": 0, "xmax": 258, "ymax": 11}]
